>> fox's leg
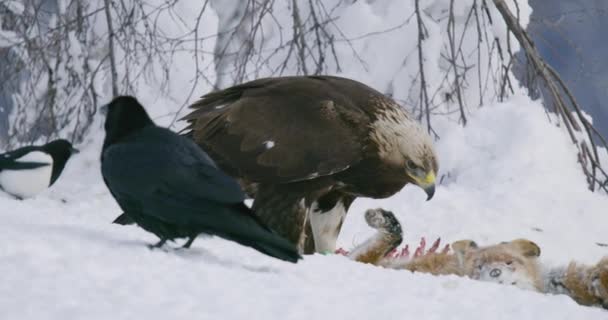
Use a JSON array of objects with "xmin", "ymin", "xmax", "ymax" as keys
[
  {"xmin": 544, "ymin": 258, "xmax": 608, "ymax": 309},
  {"xmin": 347, "ymin": 208, "xmax": 403, "ymax": 264},
  {"xmin": 587, "ymin": 258, "xmax": 608, "ymax": 308}
]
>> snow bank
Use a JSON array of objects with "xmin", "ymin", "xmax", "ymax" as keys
[
  {"xmin": 345, "ymin": 94, "xmax": 608, "ymax": 268},
  {"xmin": 2, "ymin": 93, "xmax": 608, "ymax": 320},
  {"xmin": 2, "ymin": 0, "xmax": 608, "ymax": 319}
]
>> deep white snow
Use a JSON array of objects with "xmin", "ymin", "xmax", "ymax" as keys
[
  {"xmin": 2, "ymin": 94, "xmax": 608, "ymax": 320},
  {"xmin": 2, "ymin": 0, "xmax": 608, "ymax": 319}
]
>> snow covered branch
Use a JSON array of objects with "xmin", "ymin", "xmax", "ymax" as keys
[
  {"xmin": 411, "ymin": 0, "xmax": 515, "ymax": 137},
  {"xmin": 492, "ymin": 0, "xmax": 608, "ymax": 192},
  {"xmin": 0, "ymin": 0, "xmax": 214, "ymax": 145},
  {"xmin": 414, "ymin": 0, "xmax": 434, "ymax": 137},
  {"xmin": 1, "ymin": 0, "xmax": 605, "ymax": 195},
  {"xmin": 103, "ymin": 0, "xmax": 118, "ymax": 97},
  {"xmin": 211, "ymin": 0, "xmax": 346, "ymax": 88}
]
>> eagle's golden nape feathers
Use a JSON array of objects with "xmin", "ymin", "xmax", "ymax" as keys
[
  {"xmin": 368, "ymin": 96, "xmax": 438, "ymax": 200},
  {"xmin": 182, "ymin": 75, "xmax": 439, "ymax": 254}
]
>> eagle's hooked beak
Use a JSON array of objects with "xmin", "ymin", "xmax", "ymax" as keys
[
  {"xmin": 406, "ymin": 161, "xmax": 437, "ymax": 201},
  {"xmin": 424, "ymin": 183, "xmax": 435, "ymax": 201},
  {"xmin": 414, "ymin": 171, "xmax": 436, "ymax": 201}
]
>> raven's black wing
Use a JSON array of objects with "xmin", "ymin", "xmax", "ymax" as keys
[
  {"xmin": 0, "ymin": 146, "xmax": 50, "ymax": 171},
  {"xmin": 102, "ymin": 126, "xmax": 300, "ymax": 262},
  {"xmin": 102, "ymin": 127, "xmax": 245, "ymax": 223}
]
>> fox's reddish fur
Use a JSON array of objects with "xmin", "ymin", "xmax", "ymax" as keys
[{"xmin": 345, "ymin": 208, "xmax": 608, "ymax": 309}]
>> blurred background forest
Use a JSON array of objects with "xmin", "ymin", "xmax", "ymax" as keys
[{"xmin": 0, "ymin": 0, "xmax": 607, "ymax": 191}]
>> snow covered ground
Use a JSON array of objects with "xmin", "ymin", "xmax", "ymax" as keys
[
  {"xmin": 2, "ymin": 93, "xmax": 608, "ymax": 320},
  {"xmin": 2, "ymin": 0, "xmax": 608, "ymax": 319}
]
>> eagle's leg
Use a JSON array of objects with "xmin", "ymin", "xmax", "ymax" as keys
[
  {"xmin": 308, "ymin": 192, "xmax": 355, "ymax": 254},
  {"xmin": 252, "ymin": 185, "xmax": 309, "ymax": 254},
  {"xmin": 309, "ymin": 201, "xmax": 345, "ymax": 254},
  {"xmin": 303, "ymin": 220, "xmax": 316, "ymax": 254}
]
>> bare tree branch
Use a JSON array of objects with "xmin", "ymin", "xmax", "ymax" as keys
[
  {"xmin": 103, "ymin": 0, "xmax": 118, "ymax": 97},
  {"xmin": 414, "ymin": 0, "xmax": 435, "ymax": 138},
  {"xmin": 492, "ymin": 0, "xmax": 608, "ymax": 192}
]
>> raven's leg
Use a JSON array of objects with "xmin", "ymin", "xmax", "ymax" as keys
[
  {"xmin": 182, "ymin": 235, "xmax": 197, "ymax": 249},
  {"xmin": 148, "ymin": 238, "xmax": 167, "ymax": 249}
]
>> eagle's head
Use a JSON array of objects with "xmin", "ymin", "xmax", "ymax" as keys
[
  {"xmin": 403, "ymin": 137, "xmax": 438, "ymax": 200},
  {"xmin": 369, "ymin": 98, "xmax": 438, "ymax": 200}
]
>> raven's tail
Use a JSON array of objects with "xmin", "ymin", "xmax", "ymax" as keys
[
  {"xmin": 214, "ymin": 204, "xmax": 302, "ymax": 263},
  {"xmin": 112, "ymin": 213, "xmax": 135, "ymax": 225}
]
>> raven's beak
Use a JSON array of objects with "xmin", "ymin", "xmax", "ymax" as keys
[
  {"xmin": 71, "ymin": 147, "xmax": 80, "ymax": 154},
  {"xmin": 100, "ymin": 103, "xmax": 109, "ymax": 116}
]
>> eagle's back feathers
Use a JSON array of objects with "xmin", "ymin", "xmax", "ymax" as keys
[{"xmin": 183, "ymin": 76, "xmax": 377, "ymax": 184}]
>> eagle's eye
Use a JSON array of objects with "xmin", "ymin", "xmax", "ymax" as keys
[
  {"xmin": 406, "ymin": 160, "xmax": 425, "ymax": 178},
  {"xmin": 406, "ymin": 160, "xmax": 420, "ymax": 171}
]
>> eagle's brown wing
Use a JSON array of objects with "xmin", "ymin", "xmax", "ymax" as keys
[{"xmin": 182, "ymin": 76, "xmax": 375, "ymax": 184}]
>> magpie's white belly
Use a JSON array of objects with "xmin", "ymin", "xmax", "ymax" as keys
[{"xmin": 0, "ymin": 151, "xmax": 53, "ymax": 199}]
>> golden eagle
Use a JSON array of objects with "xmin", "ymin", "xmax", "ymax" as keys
[{"xmin": 182, "ymin": 76, "xmax": 438, "ymax": 254}]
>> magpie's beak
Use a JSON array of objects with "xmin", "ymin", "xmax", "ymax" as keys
[{"xmin": 100, "ymin": 103, "xmax": 109, "ymax": 116}]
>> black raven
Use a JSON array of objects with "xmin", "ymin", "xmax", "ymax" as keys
[
  {"xmin": 0, "ymin": 139, "xmax": 78, "ymax": 199},
  {"xmin": 101, "ymin": 96, "xmax": 301, "ymax": 263}
]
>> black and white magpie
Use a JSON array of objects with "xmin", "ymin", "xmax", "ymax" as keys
[
  {"xmin": 0, "ymin": 139, "xmax": 78, "ymax": 199},
  {"xmin": 100, "ymin": 96, "xmax": 301, "ymax": 262}
]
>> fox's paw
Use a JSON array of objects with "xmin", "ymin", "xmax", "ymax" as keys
[
  {"xmin": 364, "ymin": 208, "xmax": 402, "ymax": 236},
  {"xmin": 589, "ymin": 258, "xmax": 608, "ymax": 308}
]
